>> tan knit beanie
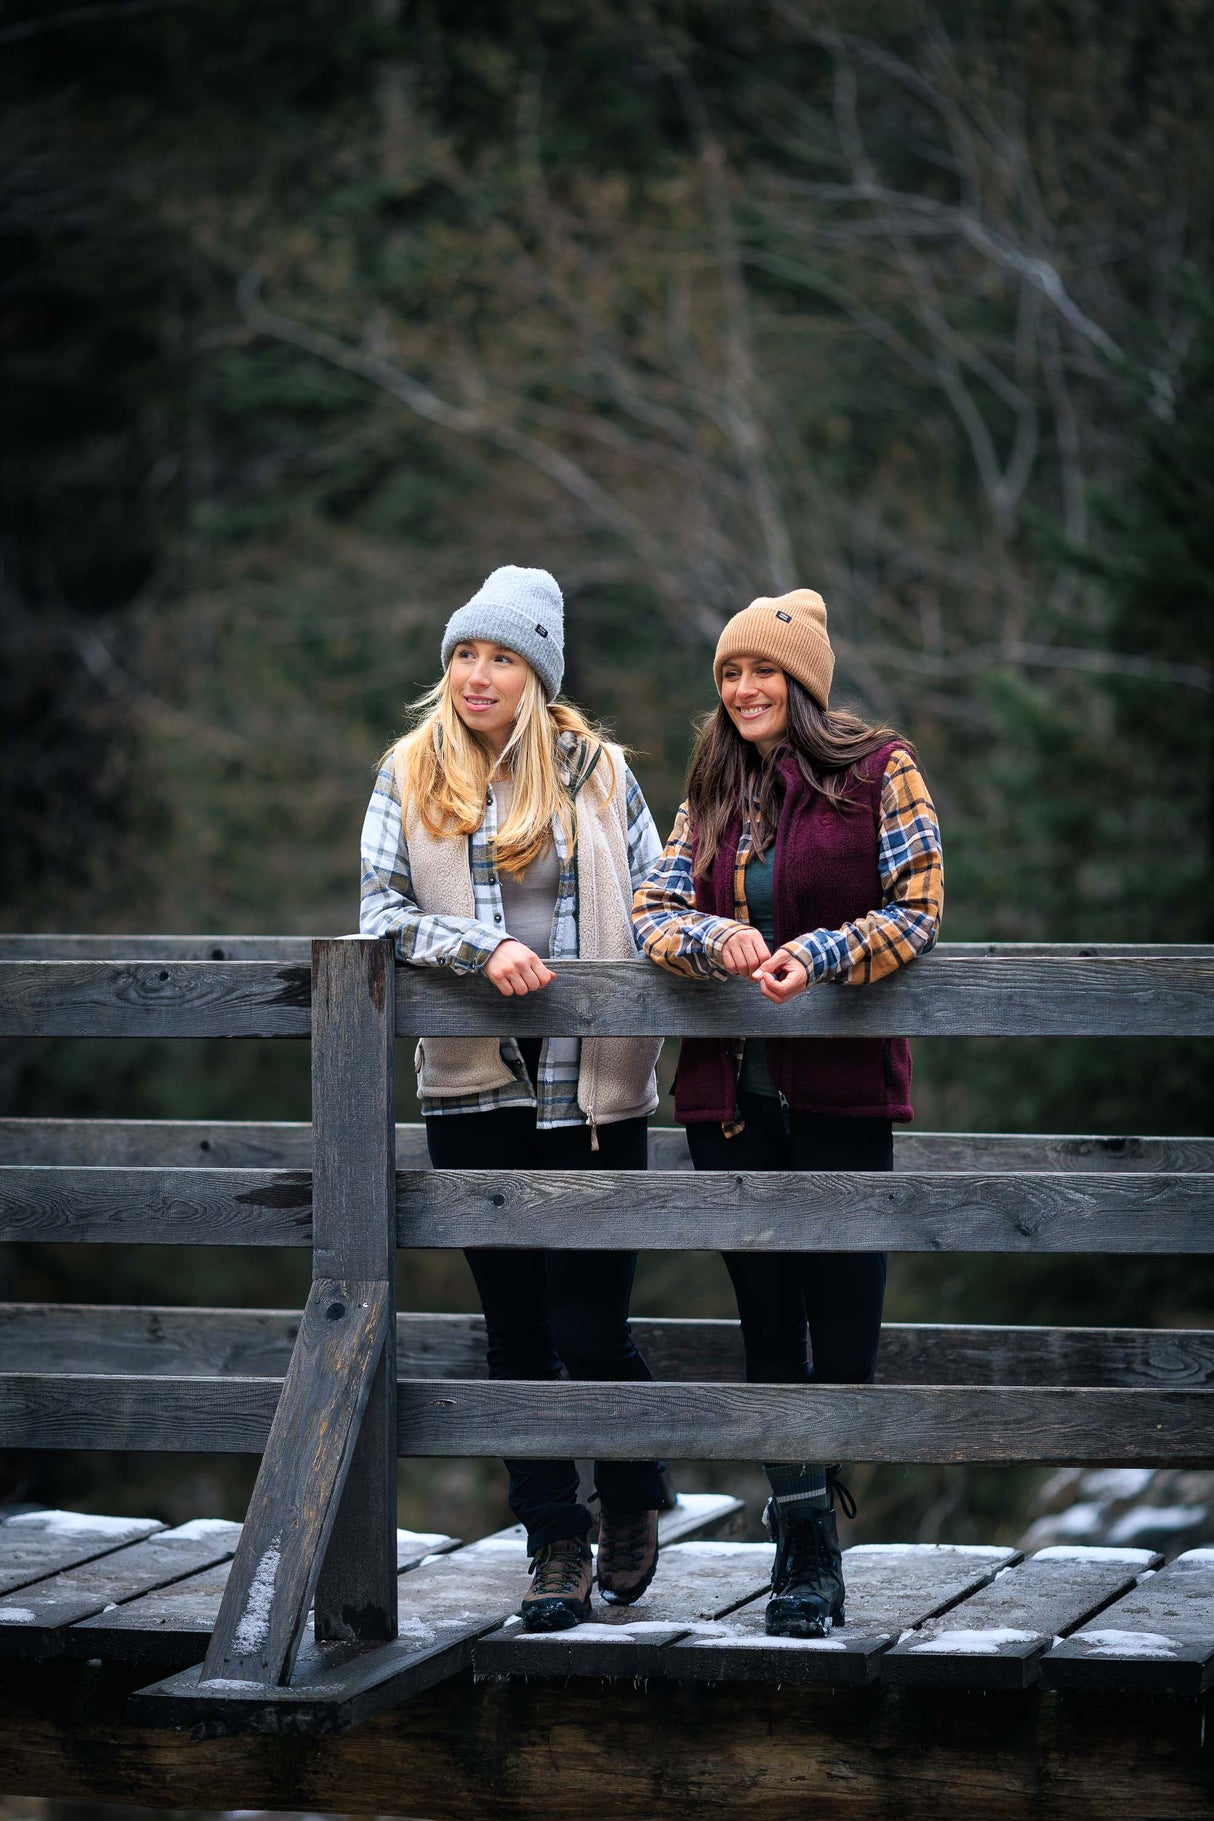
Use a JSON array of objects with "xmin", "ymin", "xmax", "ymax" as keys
[{"xmin": 713, "ymin": 588, "xmax": 834, "ymax": 709}]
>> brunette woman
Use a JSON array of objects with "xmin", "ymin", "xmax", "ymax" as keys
[
  {"xmin": 634, "ymin": 588, "xmax": 943, "ymax": 1638},
  {"xmin": 361, "ymin": 565, "xmax": 665, "ymax": 1631}
]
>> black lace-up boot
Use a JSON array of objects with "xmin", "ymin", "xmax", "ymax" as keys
[
  {"xmin": 763, "ymin": 1472, "xmax": 856, "ymax": 1638},
  {"xmin": 520, "ymin": 1538, "xmax": 594, "ymax": 1632},
  {"xmin": 597, "ymin": 1506, "xmax": 660, "ymax": 1605}
]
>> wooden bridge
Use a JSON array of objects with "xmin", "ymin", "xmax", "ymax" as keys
[{"xmin": 0, "ymin": 935, "xmax": 1211, "ymax": 1818}]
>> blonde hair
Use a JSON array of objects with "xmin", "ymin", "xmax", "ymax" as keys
[{"xmin": 386, "ymin": 663, "xmax": 617, "ymax": 877}]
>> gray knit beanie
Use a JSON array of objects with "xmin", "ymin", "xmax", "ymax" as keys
[{"xmin": 440, "ymin": 565, "xmax": 565, "ymax": 700}]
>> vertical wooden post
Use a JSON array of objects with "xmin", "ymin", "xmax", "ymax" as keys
[{"xmin": 311, "ymin": 936, "xmax": 398, "ymax": 1643}]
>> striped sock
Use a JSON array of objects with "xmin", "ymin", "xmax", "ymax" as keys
[{"xmin": 764, "ymin": 1463, "xmax": 829, "ymax": 1509}]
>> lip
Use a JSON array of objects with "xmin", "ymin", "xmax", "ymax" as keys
[
  {"xmin": 462, "ymin": 695, "xmax": 499, "ymax": 711},
  {"xmin": 735, "ymin": 703, "xmax": 773, "ymax": 719}
]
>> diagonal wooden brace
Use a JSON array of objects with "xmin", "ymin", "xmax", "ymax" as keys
[{"xmin": 199, "ymin": 1277, "xmax": 390, "ymax": 1687}]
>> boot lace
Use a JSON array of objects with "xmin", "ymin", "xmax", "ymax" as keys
[
  {"xmin": 528, "ymin": 1540, "xmax": 588, "ymax": 1597},
  {"xmin": 826, "ymin": 1469, "xmax": 857, "ymax": 1519},
  {"xmin": 599, "ymin": 1511, "xmax": 652, "ymax": 1572}
]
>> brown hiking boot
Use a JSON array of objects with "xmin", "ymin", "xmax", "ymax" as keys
[
  {"xmin": 521, "ymin": 1538, "xmax": 593, "ymax": 1632},
  {"xmin": 597, "ymin": 1507, "xmax": 660, "ymax": 1605}
]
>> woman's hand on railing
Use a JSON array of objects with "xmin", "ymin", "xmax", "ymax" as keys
[
  {"xmin": 753, "ymin": 946, "xmax": 811, "ymax": 1004},
  {"xmin": 483, "ymin": 939, "xmax": 556, "ymax": 996},
  {"xmin": 720, "ymin": 928, "xmax": 771, "ymax": 978}
]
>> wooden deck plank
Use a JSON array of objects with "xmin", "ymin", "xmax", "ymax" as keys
[
  {"xmin": 0, "ymin": 1521, "xmax": 241, "ymax": 1658},
  {"xmin": 0, "ymin": 1511, "xmax": 163, "ymax": 1596},
  {"xmin": 881, "ymin": 1546, "xmax": 1160, "ymax": 1689},
  {"xmin": 474, "ymin": 1540, "xmax": 770, "ymax": 1680},
  {"xmin": 662, "ymin": 1543, "xmax": 1021, "ymax": 1686},
  {"xmin": 67, "ymin": 1529, "xmax": 458, "ymax": 1666},
  {"xmin": 1040, "ymin": 1548, "xmax": 1214, "ymax": 1696},
  {"xmin": 7, "ymin": 1118, "xmax": 1211, "ymax": 1176},
  {"xmin": 4, "ymin": 1303, "xmax": 1211, "ymax": 1391}
]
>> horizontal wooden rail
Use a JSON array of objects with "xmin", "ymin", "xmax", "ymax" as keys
[
  {"xmin": 395, "ymin": 1169, "xmax": 1214, "ymax": 1252},
  {"xmin": 2, "ymin": 947, "xmax": 1212, "ymax": 1038},
  {"xmin": 2, "ymin": 1305, "xmax": 1210, "ymax": 1388},
  {"xmin": 4, "ymin": 1119, "xmax": 1210, "ymax": 1174},
  {"xmin": 0, "ymin": 1374, "xmax": 1208, "ymax": 1464},
  {"xmin": 393, "ymin": 950, "xmax": 1214, "ymax": 1038},
  {"xmin": 0, "ymin": 962, "xmax": 311, "ymax": 1038},
  {"xmin": 2, "ymin": 1166, "xmax": 1211, "ymax": 1251}
]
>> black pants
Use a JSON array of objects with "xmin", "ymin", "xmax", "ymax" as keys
[
  {"xmin": 686, "ymin": 1094, "xmax": 890, "ymax": 1390},
  {"xmin": 425, "ymin": 1104, "xmax": 664, "ymax": 1553}
]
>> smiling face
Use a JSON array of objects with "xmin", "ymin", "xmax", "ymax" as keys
[
  {"xmin": 718, "ymin": 653, "xmax": 789, "ymax": 757},
  {"xmin": 448, "ymin": 639, "xmax": 530, "ymax": 754}
]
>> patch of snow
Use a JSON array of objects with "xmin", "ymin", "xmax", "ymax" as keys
[
  {"xmin": 907, "ymin": 1628, "xmax": 1039, "ymax": 1655},
  {"xmin": 1074, "ymin": 1629, "xmax": 1178, "ymax": 1658},
  {"xmin": 197, "ymin": 1675, "xmax": 270, "ymax": 1691},
  {"xmin": 845, "ymin": 1544, "xmax": 1010, "ymax": 1558},
  {"xmin": 1177, "ymin": 1548, "xmax": 1214, "ymax": 1564},
  {"xmin": 395, "ymin": 1617, "xmax": 435, "ymax": 1643},
  {"xmin": 3, "ymin": 1510, "xmax": 159, "ymax": 1538},
  {"xmin": 697, "ymin": 1634, "xmax": 847, "ymax": 1651},
  {"xmin": 1107, "ymin": 1506, "xmax": 1206, "ymax": 1544},
  {"xmin": 666, "ymin": 1494, "xmax": 736, "ymax": 1514},
  {"xmin": 1022, "ymin": 1502, "xmax": 1107, "ymax": 1544},
  {"xmin": 0, "ymin": 1609, "xmax": 36, "ymax": 1623},
  {"xmin": 525, "ymin": 1623, "xmax": 674, "ymax": 1643},
  {"xmin": 1080, "ymin": 1469, "xmax": 1155, "ymax": 1499},
  {"xmin": 395, "ymin": 1529, "xmax": 451, "ymax": 1548},
  {"xmin": 163, "ymin": 1519, "xmax": 240, "ymax": 1541},
  {"xmin": 1033, "ymin": 1545, "xmax": 1156, "ymax": 1565},
  {"xmin": 231, "ymin": 1535, "xmax": 281, "ymax": 1655}
]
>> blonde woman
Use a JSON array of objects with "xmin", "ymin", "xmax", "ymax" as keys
[{"xmin": 360, "ymin": 566, "xmax": 665, "ymax": 1631}]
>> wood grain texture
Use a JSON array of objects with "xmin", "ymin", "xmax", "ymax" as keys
[
  {"xmin": 310, "ymin": 939, "xmax": 398, "ymax": 1645},
  {"xmin": 0, "ymin": 1522, "xmax": 242, "ymax": 1658},
  {"xmin": 662, "ymin": 1543, "xmax": 1021, "ymax": 1687},
  {"xmin": 7, "ymin": 1119, "xmax": 1210, "ymax": 1174},
  {"xmin": 0, "ymin": 1166, "xmax": 313, "ymax": 1245},
  {"xmin": 881, "ymin": 1549, "xmax": 1158, "ymax": 1690},
  {"xmin": 397, "ymin": 1169, "xmax": 1214, "ymax": 1252},
  {"xmin": 3, "ymin": 1372, "xmax": 1211, "ymax": 1460},
  {"xmin": 0, "ymin": 936, "xmax": 313, "ymax": 961},
  {"xmin": 4, "ymin": 1659, "xmax": 1212, "ymax": 1817},
  {"xmin": 394, "ymin": 949, "xmax": 1214, "ymax": 1038},
  {"xmin": 0, "ymin": 962, "xmax": 311, "ymax": 1038},
  {"xmin": 1041, "ymin": 1551, "xmax": 1214, "ymax": 1696},
  {"xmin": 3, "ymin": 946, "xmax": 1211, "ymax": 1039},
  {"xmin": 201, "ymin": 1278, "xmax": 390, "ymax": 1686},
  {"xmin": 12, "ymin": 1166, "xmax": 1207, "ymax": 1253},
  {"xmin": 4, "ymin": 1305, "xmax": 1211, "ymax": 1390},
  {"xmin": 395, "ymin": 1379, "xmax": 1214, "ymax": 1465}
]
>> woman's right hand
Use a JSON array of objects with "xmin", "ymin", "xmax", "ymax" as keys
[
  {"xmin": 483, "ymin": 939, "xmax": 556, "ymax": 996},
  {"xmin": 720, "ymin": 927, "xmax": 771, "ymax": 978}
]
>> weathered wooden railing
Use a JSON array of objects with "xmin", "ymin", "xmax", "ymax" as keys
[{"xmin": 0, "ymin": 936, "xmax": 1211, "ymax": 1701}]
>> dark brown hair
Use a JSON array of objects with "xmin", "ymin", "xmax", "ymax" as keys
[{"xmin": 687, "ymin": 677, "xmax": 908, "ymax": 876}]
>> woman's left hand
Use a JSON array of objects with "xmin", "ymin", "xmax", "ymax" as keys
[{"xmin": 752, "ymin": 946, "xmax": 810, "ymax": 1003}]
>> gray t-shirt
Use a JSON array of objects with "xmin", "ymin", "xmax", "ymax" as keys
[{"xmin": 493, "ymin": 779, "xmax": 560, "ymax": 958}]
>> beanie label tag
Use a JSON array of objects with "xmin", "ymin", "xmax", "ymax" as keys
[
  {"xmin": 775, "ymin": 610, "xmax": 792, "ymax": 622},
  {"xmin": 535, "ymin": 623, "xmax": 549, "ymax": 637}
]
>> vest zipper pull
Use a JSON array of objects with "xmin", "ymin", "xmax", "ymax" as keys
[{"xmin": 588, "ymin": 1110, "xmax": 600, "ymax": 1153}]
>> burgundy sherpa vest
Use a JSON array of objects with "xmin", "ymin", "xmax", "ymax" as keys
[{"xmin": 674, "ymin": 740, "xmax": 913, "ymax": 1124}]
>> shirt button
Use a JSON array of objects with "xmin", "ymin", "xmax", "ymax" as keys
[
  {"xmin": 489, "ymin": 874, "xmax": 497, "ymax": 884},
  {"xmin": 486, "ymin": 791, "xmax": 493, "ymax": 805},
  {"xmin": 493, "ymin": 913, "xmax": 502, "ymax": 923}
]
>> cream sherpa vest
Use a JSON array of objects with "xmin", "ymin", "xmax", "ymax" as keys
[{"xmin": 401, "ymin": 742, "xmax": 660, "ymax": 1127}]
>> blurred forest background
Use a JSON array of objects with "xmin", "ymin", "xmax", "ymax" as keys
[{"xmin": 1, "ymin": 0, "xmax": 1211, "ymax": 1546}]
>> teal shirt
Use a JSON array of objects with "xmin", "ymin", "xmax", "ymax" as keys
[{"xmin": 738, "ymin": 847, "xmax": 779, "ymax": 1099}]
